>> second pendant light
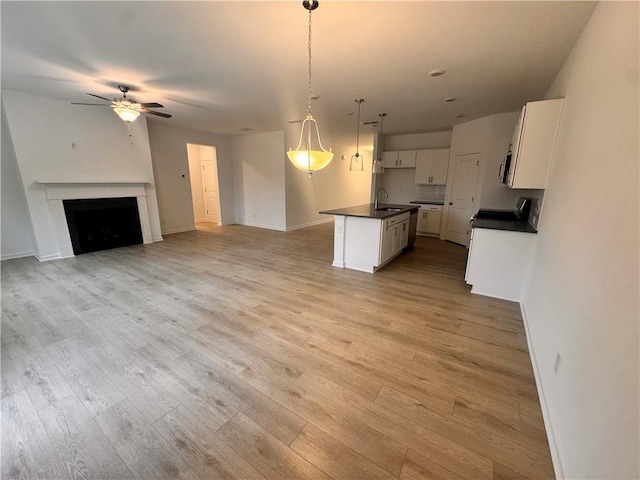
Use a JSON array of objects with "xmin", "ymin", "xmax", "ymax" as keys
[{"xmin": 349, "ymin": 99, "xmax": 365, "ymax": 171}]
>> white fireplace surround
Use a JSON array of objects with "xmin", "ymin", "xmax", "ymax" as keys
[{"xmin": 38, "ymin": 180, "xmax": 157, "ymax": 259}]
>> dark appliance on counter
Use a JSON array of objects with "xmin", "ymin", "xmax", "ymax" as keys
[{"xmin": 475, "ymin": 197, "xmax": 533, "ymax": 222}]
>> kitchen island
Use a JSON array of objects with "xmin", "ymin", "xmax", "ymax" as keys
[{"xmin": 319, "ymin": 204, "xmax": 418, "ymax": 273}]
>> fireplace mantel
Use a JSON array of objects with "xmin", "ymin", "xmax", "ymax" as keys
[{"xmin": 39, "ymin": 180, "xmax": 157, "ymax": 258}]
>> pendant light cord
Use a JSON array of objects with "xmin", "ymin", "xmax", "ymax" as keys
[
  {"xmin": 307, "ymin": 7, "xmax": 313, "ymax": 116},
  {"xmin": 355, "ymin": 99, "xmax": 363, "ymax": 156}
]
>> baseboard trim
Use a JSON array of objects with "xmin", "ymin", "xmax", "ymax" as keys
[
  {"xmin": 34, "ymin": 252, "xmax": 62, "ymax": 262},
  {"xmin": 286, "ymin": 218, "xmax": 333, "ymax": 231},
  {"xmin": 1, "ymin": 250, "xmax": 35, "ymax": 261},
  {"xmin": 161, "ymin": 226, "xmax": 196, "ymax": 235},
  {"xmin": 520, "ymin": 301, "xmax": 563, "ymax": 479},
  {"xmin": 152, "ymin": 235, "xmax": 164, "ymax": 242},
  {"xmin": 241, "ymin": 222, "xmax": 287, "ymax": 232}
]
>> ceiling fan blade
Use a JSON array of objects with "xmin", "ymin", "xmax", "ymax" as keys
[
  {"xmin": 141, "ymin": 109, "xmax": 172, "ymax": 118},
  {"xmin": 87, "ymin": 93, "xmax": 113, "ymax": 102},
  {"xmin": 139, "ymin": 102, "xmax": 164, "ymax": 108},
  {"xmin": 71, "ymin": 102, "xmax": 111, "ymax": 106}
]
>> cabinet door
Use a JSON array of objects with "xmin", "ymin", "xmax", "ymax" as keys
[
  {"xmin": 415, "ymin": 150, "xmax": 434, "ymax": 184},
  {"xmin": 397, "ymin": 150, "xmax": 416, "ymax": 168},
  {"xmin": 417, "ymin": 210, "xmax": 429, "ymax": 233},
  {"xmin": 380, "ymin": 222, "xmax": 394, "ymax": 263},
  {"xmin": 508, "ymin": 99, "xmax": 562, "ymax": 189},
  {"xmin": 391, "ymin": 225, "xmax": 402, "ymax": 254},
  {"xmin": 400, "ymin": 220, "xmax": 409, "ymax": 249},
  {"xmin": 425, "ymin": 211, "xmax": 442, "ymax": 234},
  {"xmin": 382, "ymin": 151, "xmax": 399, "ymax": 168},
  {"xmin": 430, "ymin": 149, "xmax": 450, "ymax": 184}
]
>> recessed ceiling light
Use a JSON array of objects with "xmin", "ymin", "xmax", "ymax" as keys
[
  {"xmin": 239, "ymin": 127, "xmax": 254, "ymax": 131},
  {"xmin": 456, "ymin": 114, "xmax": 466, "ymax": 118},
  {"xmin": 287, "ymin": 119, "xmax": 303, "ymax": 124},
  {"xmin": 310, "ymin": 95, "xmax": 320, "ymax": 100},
  {"xmin": 345, "ymin": 112, "xmax": 354, "ymax": 116},
  {"xmin": 429, "ymin": 69, "xmax": 445, "ymax": 77},
  {"xmin": 445, "ymin": 97, "xmax": 457, "ymax": 102}
]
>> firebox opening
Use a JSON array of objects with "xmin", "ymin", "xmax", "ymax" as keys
[{"xmin": 63, "ymin": 197, "xmax": 143, "ymax": 255}]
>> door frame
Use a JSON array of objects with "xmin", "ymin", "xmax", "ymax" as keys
[
  {"xmin": 440, "ymin": 149, "xmax": 482, "ymax": 245},
  {"xmin": 186, "ymin": 143, "xmax": 222, "ymax": 226}
]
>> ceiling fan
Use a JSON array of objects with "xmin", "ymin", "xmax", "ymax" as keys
[{"xmin": 71, "ymin": 85, "xmax": 172, "ymax": 122}]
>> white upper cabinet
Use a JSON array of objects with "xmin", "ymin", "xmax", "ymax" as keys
[
  {"xmin": 507, "ymin": 99, "xmax": 563, "ymax": 189},
  {"xmin": 382, "ymin": 150, "xmax": 416, "ymax": 168},
  {"xmin": 415, "ymin": 148, "xmax": 450, "ymax": 184}
]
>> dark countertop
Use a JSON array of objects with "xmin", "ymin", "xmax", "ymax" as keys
[
  {"xmin": 409, "ymin": 200, "xmax": 445, "ymax": 205},
  {"xmin": 319, "ymin": 203, "xmax": 418, "ymax": 219},
  {"xmin": 471, "ymin": 216, "xmax": 537, "ymax": 233}
]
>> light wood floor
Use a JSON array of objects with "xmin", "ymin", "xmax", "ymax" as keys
[{"xmin": 1, "ymin": 222, "xmax": 554, "ymax": 480}]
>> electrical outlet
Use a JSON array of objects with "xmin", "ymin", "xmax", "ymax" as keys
[{"xmin": 553, "ymin": 352, "xmax": 561, "ymax": 374}]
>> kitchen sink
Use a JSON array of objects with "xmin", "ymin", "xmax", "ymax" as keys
[{"xmin": 376, "ymin": 207, "xmax": 403, "ymax": 212}]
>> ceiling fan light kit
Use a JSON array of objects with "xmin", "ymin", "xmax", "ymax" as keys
[
  {"xmin": 287, "ymin": 0, "xmax": 334, "ymax": 177},
  {"xmin": 113, "ymin": 103, "xmax": 141, "ymax": 122},
  {"xmin": 71, "ymin": 84, "xmax": 171, "ymax": 124}
]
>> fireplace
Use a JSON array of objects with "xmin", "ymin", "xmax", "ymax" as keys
[{"xmin": 63, "ymin": 197, "xmax": 143, "ymax": 255}]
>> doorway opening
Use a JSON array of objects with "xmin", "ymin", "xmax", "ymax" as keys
[{"xmin": 186, "ymin": 143, "xmax": 221, "ymax": 230}]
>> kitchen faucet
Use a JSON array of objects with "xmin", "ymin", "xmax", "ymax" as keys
[{"xmin": 375, "ymin": 188, "xmax": 388, "ymax": 209}]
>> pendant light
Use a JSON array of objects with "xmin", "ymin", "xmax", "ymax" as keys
[
  {"xmin": 372, "ymin": 113, "xmax": 387, "ymax": 174},
  {"xmin": 349, "ymin": 99, "xmax": 364, "ymax": 171},
  {"xmin": 287, "ymin": 0, "xmax": 333, "ymax": 177}
]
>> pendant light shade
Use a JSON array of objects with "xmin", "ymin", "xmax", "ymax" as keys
[
  {"xmin": 349, "ymin": 99, "xmax": 364, "ymax": 172},
  {"xmin": 373, "ymin": 113, "xmax": 387, "ymax": 174},
  {"xmin": 287, "ymin": 0, "xmax": 333, "ymax": 177}
]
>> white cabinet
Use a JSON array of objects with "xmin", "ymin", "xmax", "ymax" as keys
[
  {"xmin": 382, "ymin": 150, "xmax": 416, "ymax": 169},
  {"xmin": 465, "ymin": 227, "xmax": 536, "ymax": 301},
  {"xmin": 417, "ymin": 205, "xmax": 442, "ymax": 236},
  {"xmin": 380, "ymin": 212, "xmax": 410, "ymax": 265},
  {"xmin": 415, "ymin": 149, "xmax": 450, "ymax": 184},
  {"xmin": 507, "ymin": 99, "xmax": 563, "ymax": 189}
]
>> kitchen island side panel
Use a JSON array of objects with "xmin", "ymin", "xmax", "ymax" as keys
[{"xmin": 343, "ymin": 216, "xmax": 383, "ymax": 273}]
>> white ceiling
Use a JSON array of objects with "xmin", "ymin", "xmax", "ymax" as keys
[{"xmin": 1, "ymin": 1, "xmax": 596, "ymax": 149}]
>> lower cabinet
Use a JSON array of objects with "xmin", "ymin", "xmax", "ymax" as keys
[
  {"xmin": 465, "ymin": 227, "xmax": 535, "ymax": 301},
  {"xmin": 417, "ymin": 205, "xmax": 442, "ymax": 236},
  {"xmin": 380, "ymin": 214, "xmax": 410, "ymax": 265}
]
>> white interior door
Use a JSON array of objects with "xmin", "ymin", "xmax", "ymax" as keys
[
  {"xmin": 446, "ymin": 152, "xmax": 480, "ymax": 246},
  {"xmin": 202, "ymin": 160, "xmax": 219, "ymax": 223}
]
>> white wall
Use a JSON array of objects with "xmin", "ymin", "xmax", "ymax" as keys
[
  {"xmin": 231, "ymin": 131, "xmax": 286, "ymax": 231},
  {"xmin": 147, "ymin": 123, "xmax": 234, "ymax": 234},
  {"xmin": 1, "ymin": 91, "xmax": 162, "ymax": 259},
  {"xmin": 383, "ymin": 131, "xmax": 452, "ymax": 151},
  {"xmin": 1, "ymin": 102, "xmax": 35, "ymax": 260},
  {"xmin": 522, "ymin": 3, "xmax": 639, "ymax": 479},
  {"xmin": 284, "ymin": 123, "xmax": 373, "ymax": 230},
  {"xmin": 186, "ymin": 144, "xmax": 205, "ymax": 222}
]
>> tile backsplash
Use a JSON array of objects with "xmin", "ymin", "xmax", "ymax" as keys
[{"xmin": 414, "ymin": 184, "xmax": 446, "ymax": 203}]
